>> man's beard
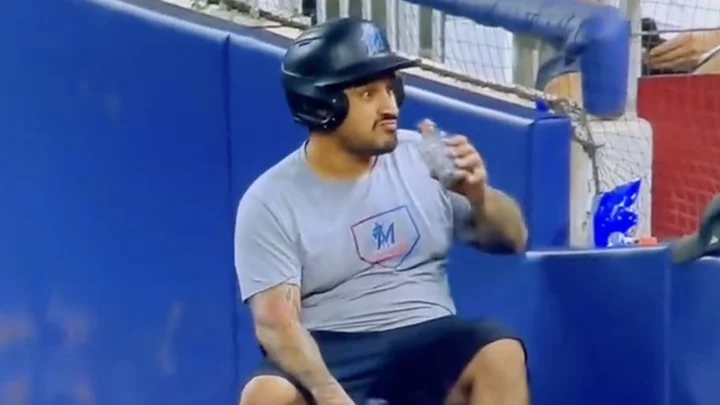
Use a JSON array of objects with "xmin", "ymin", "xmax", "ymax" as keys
[{"xmin": 342, "ymin": 132, "xmax": 397, "ymax": 157}]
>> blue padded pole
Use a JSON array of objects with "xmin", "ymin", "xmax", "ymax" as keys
[{"xmin": 403, "ymin": 0, "xmax": 631, "ymax": 118}]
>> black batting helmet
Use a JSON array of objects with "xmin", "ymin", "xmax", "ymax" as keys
[{"xmin": 281, "ymin": 18, "xmax": 419, "ymax": 131}]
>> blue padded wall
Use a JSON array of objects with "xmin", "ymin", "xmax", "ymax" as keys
[
  {"xmin": 670, "ymin": 258, "xmax": 720, "ymax": 404},
  {"xmin": 0, "ymin": 0, "xmax": 237, "ymax": 403}
]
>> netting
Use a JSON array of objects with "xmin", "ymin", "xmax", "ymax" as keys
[
  {"xmin": 634, "ymin": 0, "xmax": 720, "ymax": 239},
  {"xmin": 644, "ymin": 101, "xmax": 720, "ymax": 231},
  {"xmin": 639, "ymin": 75, "xmax": 720, "ymax": 239},
  {"xmin": 177, "ymin": 0, "xmax": 720, "ymax": 244}
]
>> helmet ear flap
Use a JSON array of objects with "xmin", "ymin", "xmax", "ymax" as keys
[
  {"xmin": 393, "ymin": 74, "xmax": 406, "ymax": 108},
  {"xmin": 286, "ymin": 75, "xmax": 404, "ymax": 132},
  {"xmin": 283, "ymin": 77, "xmax": 349, "ymax": 131},
  {"xmin": 320, "ymin": 91, "xmax": 349, "ymax": 131}
]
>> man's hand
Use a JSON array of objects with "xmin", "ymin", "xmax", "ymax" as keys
[
  {"xmin": 417, "ymin": 120, "xmax": 527, "ymax": 252},
  {"xmin": 443, "ymin": 134, "xmax": 488, "ymax": 203},
  {"xmin": 442, "ymin": 135, "xmax": 527, "ymax": 252},
  {"xmin": 647, "ymin": 31, "xmax": 720, "ymax": 71},
  {"xmin": 249, "ymin": 284, "xmax": 354, "ymax": 404},
  {"xmin": 417, "ymin": 120, "xmax": 487, "ymax": 203}
]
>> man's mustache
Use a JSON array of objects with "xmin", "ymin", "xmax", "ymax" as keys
[{"xmin": 373, "ymin": 113, "xmax": 398, "ymax": 129}]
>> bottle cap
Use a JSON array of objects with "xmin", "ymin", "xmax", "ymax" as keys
[{"xmin": 637, "ymin": 237, "xmax": 658, "ymax": 246}]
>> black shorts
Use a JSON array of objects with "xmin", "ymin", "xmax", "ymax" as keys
[{"xmin": 254, "ymin": 315, "xmax": 524, "ymax": 404}]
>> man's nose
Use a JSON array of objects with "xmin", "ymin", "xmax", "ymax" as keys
[{"xmin": 378, "ymin": 90, "xmax": 399, "ymax": 115}]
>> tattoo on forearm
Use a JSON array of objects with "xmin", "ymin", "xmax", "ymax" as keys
[
  {"xmin": 250, "ymin": 284, "xmax": 339, "ymax": 394},
  {"xmin": 473, "ymin": 187, "xmax": 528, "ymax": 252}
]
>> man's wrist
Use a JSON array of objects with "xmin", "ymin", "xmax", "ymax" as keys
[
  {"xmin": 466, "ymin": 183, "xmax": 490, "ymax": 209},
  {"xmin": 310, "ymin": 379, "xmax": 342, "ymax": 395},
  {"xmin": 310, "ymin": 380, "xmax": 350, "ymax": 403},
  {"xmin": 470, "ymin": 186, "xmax": 528, "ymax": 251}
]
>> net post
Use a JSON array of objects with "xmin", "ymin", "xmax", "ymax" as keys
[
  {"xmin": 512, "ymin": 35, "xmax": 538, "ymax": 88},
  {"xmin": 385, "ymin": 0, "xmax": 399, "ymax": 51},
  {"xmin": 417, "ymin": 6, "xmax": 435, "ymax": 59},
  {"xmin": 338, "ymin": 0, "xmax": 349, "ymax": 17},
  {"xmin": 317, "ymin": 0, "xmax": 331, "ymax": 21},
  {"xmin": 619, "ymin": 0, "xmax": 642, "ymax": 112},
  {"xmin": 361, "ymin": 0, "xmax": 371, "ymax": 19},
  {"xmin": 395, "ymin": 2, "xmax": 413, "ymax": 56},
  {"xmin": 430, "ymin": 8, "xmax": 445, "ymax": 61}
]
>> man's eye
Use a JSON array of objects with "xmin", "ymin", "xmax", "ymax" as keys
[{"xmin": 361, "ymin": 91, "xmax": 372, "ymax": 99}]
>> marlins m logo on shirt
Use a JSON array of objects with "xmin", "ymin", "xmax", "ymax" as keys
[
  {"xmin": 351, "ymin": 206, "xmax": 420, "ymax": 269},
  {"xmin": 373, "ymin": 222, "xmax": 395, "ymax": 250}
]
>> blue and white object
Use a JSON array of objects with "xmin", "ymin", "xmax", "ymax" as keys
[{"xmin": 592, "ymin": 178, "xmax": 643, "ymax": 248}]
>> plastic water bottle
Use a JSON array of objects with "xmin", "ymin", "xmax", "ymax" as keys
[{"xmin": 418, "ymin": 123, "xmax": 457, "ymax": 188}]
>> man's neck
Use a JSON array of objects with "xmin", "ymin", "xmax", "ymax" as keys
[{"xmin": 305, "ymin": 134, "xmax": 374, "ymax": 181}]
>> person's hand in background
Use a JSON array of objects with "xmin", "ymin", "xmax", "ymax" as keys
[{"xmin": 646, "ymin": 30, "xmax": 720, "ymax": 71}]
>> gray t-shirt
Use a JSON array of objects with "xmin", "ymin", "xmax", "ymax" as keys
[{"xmin": 234, "ymin": 129, "xmax": 475, "ymax": 332}]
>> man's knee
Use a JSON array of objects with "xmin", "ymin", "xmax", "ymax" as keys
[
  {"xmin": 239, "ymin": 376, "xmax": 306, "ymax": 405},
  {"xmin": 470, "ymin": 338, "xmax": 528, "ymax": 385}
]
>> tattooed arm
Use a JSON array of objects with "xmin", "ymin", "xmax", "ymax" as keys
[
  {"xmin": 234, "ymin": 192, "xmax": 354, "ymax": 404},
  {"xmin": 471, "ymin": 186, "xmax": 528, "ymax": 253},
  {"xmin": 249, "ymin": 284, "xmax": 353, "ymax": 405}
]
